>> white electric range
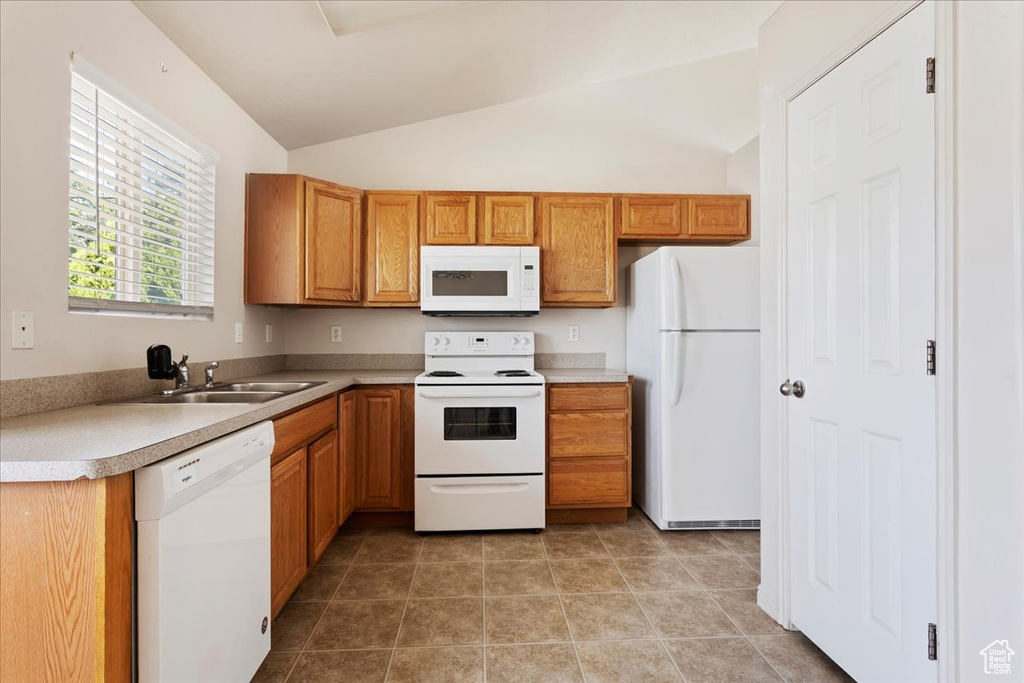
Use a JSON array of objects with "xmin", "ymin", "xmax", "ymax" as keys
[{"xmin": 414, "ymin": 331, "xmax": 546, "ymax": 532}]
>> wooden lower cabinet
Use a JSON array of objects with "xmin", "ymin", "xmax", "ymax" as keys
[
  {"xmin": 271, "ymin": 447, "xmax": 308, "ymax": 618},
  {"xmin": 355, "ymin": 386, "xmax": 414, "ymax": 511},
  {"xmin": 338, "ymin": 390, "xmax": 358, "ymax": 521},
  {"xmin": 307, "ymin": 429, "xmax": 339, "ymax": 565},
  {"xmin": 549, "ymin": 457, "xmax": 630, "ymax": 507},
  {"xmin": 546, "ymin": 382, "xmax": 632, "ymax": 512}
]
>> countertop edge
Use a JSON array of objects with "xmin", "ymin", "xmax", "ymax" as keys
[{"xmin": 1, "ymin": 368, "xmax": 628, "ymax": 482}]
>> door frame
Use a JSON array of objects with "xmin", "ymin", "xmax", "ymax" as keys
[{"xmin": 766, "ymin": 1, "xmax": 958, "ymax": 679}]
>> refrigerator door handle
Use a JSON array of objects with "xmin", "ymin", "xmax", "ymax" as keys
[
  {"xmin": 671, "ymin": 256, "xmax": 685, "ymax": 330},
  {"xmin": 671, "ymin": 333, "xmax": 685, "ymax": 406}
]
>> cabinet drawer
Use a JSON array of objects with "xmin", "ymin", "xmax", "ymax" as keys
[
  {"xmin": 272, "ymin": 396, "xmax": 337, "ymax": 464},
  {"xmin": 548, "ymin": 457, "xmax": 629, "ymax": 507},
  {"xmin": 549, "ymin": 412, "xmax": 628, "ymax": 458},
  {"xmin": 549, "ymin": 384, "xmax": 628, "ymax": 412}
]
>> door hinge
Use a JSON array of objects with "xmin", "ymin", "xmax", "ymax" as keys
[
  {"xmin": 926, "ymin": 57, "xmax": 936, "ymax": 93},
  {"xmin": 926, "ymin": 340, "xmax": 936, "ymax": 375},
  {"xmin": 928, "ymin": 623, "xmax": 938, "ymax": 660}
]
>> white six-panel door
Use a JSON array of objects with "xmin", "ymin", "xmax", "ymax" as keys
[{"xmin": 786, "ymin": 3, "xmax": 936, "ymax": 681}]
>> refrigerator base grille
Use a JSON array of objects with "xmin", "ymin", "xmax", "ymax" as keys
[{"xmin": 666, "ymin": 519, "xmax": 760, "ymax": 530}]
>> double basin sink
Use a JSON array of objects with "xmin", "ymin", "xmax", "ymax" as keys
[{"xmin": 107, "ymin": 381, "xmax": 326, "ymax": 405}]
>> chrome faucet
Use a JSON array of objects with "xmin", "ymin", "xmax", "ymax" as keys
[
  {"xmin": 204, "ymin": 361, "xmax": 220, "ymax": 388},
  {"xmin": 175, "ymin": 353, "xmax": 190, "ymax": 390}
]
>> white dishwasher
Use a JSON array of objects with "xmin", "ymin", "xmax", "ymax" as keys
[{"xmin": 135, "ymin": 421, "xmax": 275, "ymax": 683}]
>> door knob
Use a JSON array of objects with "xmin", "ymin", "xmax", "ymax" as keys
[{"xmin": 779, "ymin": 380, "xmax": 806, "ymax": 398}]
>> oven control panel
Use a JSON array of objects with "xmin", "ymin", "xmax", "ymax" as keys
[{"xmin": 425, "ymin": 331, "xmax": 534, "ymax": 355}]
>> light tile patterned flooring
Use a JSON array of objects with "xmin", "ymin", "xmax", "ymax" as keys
[{"xmin": 252, "ymin": 510, "xmax": 853, "ymax": 683}]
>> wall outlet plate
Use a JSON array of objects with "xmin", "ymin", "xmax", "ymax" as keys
[
  {"xmin": 11, "ymin": 310, "xmax": 34, "ymax": 349},
  {"xmin": 265, "ymin": 324, "xmax": 273, "ymax": 343},
  {"xmin": 235, "ymin": 322, "xmax": 244, "ymax": 344},
  {"xmin": 330, "ymin": 326, "xmax": 342, "ymax": 343},
  {"xmin": 568, "ymin": 324, "xmax": 580, "ymax": 342}
]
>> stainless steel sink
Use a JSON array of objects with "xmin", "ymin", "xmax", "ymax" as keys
[
  {"xmin": 208, "ymin": 381, "xmax": 324, "ymax": 393},
  {"xmin": 144, "ymin": 391, "xmax": 285, "ymax": 405},
  {"xmin": 101, "ymin": 380, "xmax": 326, "ymax": 405}
]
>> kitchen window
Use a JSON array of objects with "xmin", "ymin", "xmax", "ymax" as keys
[{"xmin": 67, "ymin": 58, "xmax": 217, "ymax": 317}]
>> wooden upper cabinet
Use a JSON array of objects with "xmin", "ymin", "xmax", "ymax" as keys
[
  {"xmin": 424, "ymin": 193, "xmax": 476, "ymax": 245},
  {"xmin": 482, "ymin": 195, "xmax": 535, "ymax": 245},
  {"xmin": 539, "ymin": 194, "xmax": 616, "ymax": 306},
  {"xmin": 619, "ymin": 195, "xmax": 684, "ymax": 239},
  {"xmin": 305, "ymin": 180, "xmax": 361, "ymax": 302},
  {"xmin": 365, "ymin": 192, "xmax": 420, "ymax": 305},
  {"xmin": 686, "ymin": 195, "xmax": 749, "ymax": 239},
  {"xmin": 307, "ymin": 429, "xmax": 339, "ymax": 566},
  {"xmin": 245, "ymin": 174, "xmax": 362, "ymax": 305}
]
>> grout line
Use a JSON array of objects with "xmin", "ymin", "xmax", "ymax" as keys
[
  {"xmin": 281, "ymin": 532, "xmax": 367, "ymax": 683},
  {"xmin": 542, "ymin": 531, "xmax": 588, "ymax": 683},
  {"xmin": 705, "ymin": 589, "xmax": 788, "ymax": 682},
  {"xmin": 382, "ymin": 533, "xmax": 424, "ymax": 682}
]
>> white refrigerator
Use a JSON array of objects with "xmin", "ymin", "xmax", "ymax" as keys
[{"xmin": 626, "ymin": 246, "xmax": 760, "ymax": 530}]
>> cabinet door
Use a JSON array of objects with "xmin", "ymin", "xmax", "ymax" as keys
[
  {"xmin": 686, "ymin": 195, "xmax": 749, "ymax": 239},
  {"xmin": 619, "ymin": 195, "xmax": 683, "ymax": 239},
  {"xmin": 482, "ymin": 195, "xmax": 534, "ymax": 245},
  {"xmin": 424, "ymin": 193, "xmax": 476, "ymax": 245},
  {"xmin": 338, "ymin": 391, "xmax": 358, "ymax": 522},
  {"xmin": 304, "ymin": 180, "xmax": 361, "ymax": 303},
  {"xmin": 271, "ymin": 448, "xmax": 307, "ymax": 618},
  {"xmin": 356, "ymin": 387, "xmax": 403, "ymax": 509},
  {"xmin": 539, "ymin": 195, "xmax": 616, "ymax": 305},
  {"xmin": 365, "ymin": 193, "xmax": 420, "ymax": 305},
  {"xmin": 307, "ymin": 430, "xmax": 339, "ymax": 565}
]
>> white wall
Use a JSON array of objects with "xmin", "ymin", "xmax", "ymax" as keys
[
  {"xmin": 287, "ymin": 51, "xmax": 761, "ymax": 367},
  {"xmin": 758, "ymin": 2, "xmax": 1024, "ymax": 680},
  {"xmin": 0, "ymin": 1, "xmax": 288, "ymax": 380}
]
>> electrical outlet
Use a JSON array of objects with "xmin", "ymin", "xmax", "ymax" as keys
[
  {"xmin": 568, "ymin": 325, "xmax": 580, "ymax": 342},
  {"xmin": 234, "ymin": 322, "xmax": 244, "ymax": 344},
  {"xmin": 265, "ymin": 324, "xmax": 273, "ymax": 343},
  {"xmin": 330, "ymin": 326, "xmax": 342, "ymax": 343},
  {"xmin": 11, "ymin": 311, "xmax": 34, "ymax": 349}
]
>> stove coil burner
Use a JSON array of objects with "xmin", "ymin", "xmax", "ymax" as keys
[
  {"xmin": 427, "ymin": 370, "xmax": 464, "ymax": 377},
  {"xmin": 496, "ymin": 370, "xmax": 532, "ymax": 377}
]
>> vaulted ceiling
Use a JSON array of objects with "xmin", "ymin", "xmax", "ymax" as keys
[{"xmin": 134, "ymin": 0, "xmax": 779, "ymax": 150}]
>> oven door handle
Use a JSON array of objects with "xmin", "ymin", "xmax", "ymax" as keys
[
  {"xmin": 428, "ymin": 483, "xmax": 530, "ymax": 495},
  {"xmin": 417, "ymin": 388, "xmax": 543, "ymax": 399}
]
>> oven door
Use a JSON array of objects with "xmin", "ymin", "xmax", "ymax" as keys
[
  {"xmin": 420, "ymin": 247, "xmax": 523, "ymax": 313},
  {"xmin": 415, "ymin": 385, "xmax": 545, "ymax": 474}
]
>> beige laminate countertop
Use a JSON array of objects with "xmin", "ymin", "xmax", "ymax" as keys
[{"xmin": 0, "ymin": 367, "xmax": 628, "ymax": 483}]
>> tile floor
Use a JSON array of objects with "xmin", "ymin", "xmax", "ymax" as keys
[{"xmin": 252, "ymin": 510, "xmax": 853, "ymax": 683}]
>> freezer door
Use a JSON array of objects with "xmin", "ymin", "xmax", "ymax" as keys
[
  {"xmin": 659, "ymin": 331, "xmax": 760, "ymax": 524},
  {"xmin": 658, "ymin": 247, "xmax": 760, "ymax": 331}
]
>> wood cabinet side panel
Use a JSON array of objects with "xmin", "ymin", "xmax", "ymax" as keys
[
  {"xmin": 0, "ymin": 477, "xmax": 132, "ymax": 683},
  {"xmin": 245, "ymin": 174, "xmax": 303, "ymax": 304}
]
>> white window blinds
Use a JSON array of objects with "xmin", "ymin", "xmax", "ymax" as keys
[{"xmin": 68, "ymin": 69, "xmax": 216, "ymax": 316}]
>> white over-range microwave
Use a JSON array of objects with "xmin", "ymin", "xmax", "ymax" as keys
[{"xmin": 420, "ymin": 246, "xmax": 540, "ymax": 316}]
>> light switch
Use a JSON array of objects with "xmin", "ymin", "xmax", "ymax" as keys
[{"xmin": 12, "ymin": 311, "xmax": 33, "ymax": 349}]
